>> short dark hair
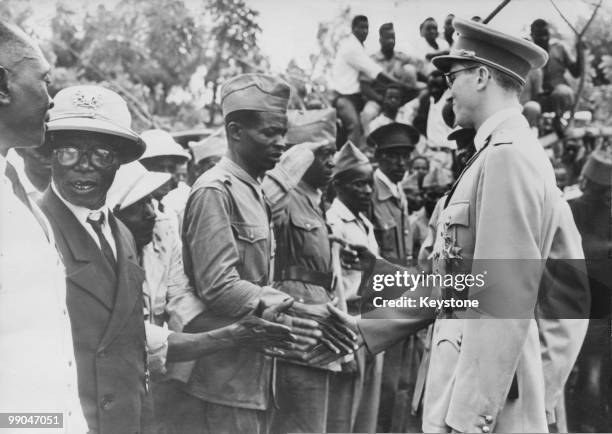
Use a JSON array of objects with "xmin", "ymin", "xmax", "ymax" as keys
[
  {"xmin": 531, "ymin": 19, "xmax": 549, "ymax": 33},
  {"xmin": 420, "ymin": 17, "xmax": 437, "ymax": 32},
  {"xmin": 488, "ymin": 67, "xmax": 523, "ymax": 95},
  {"xmin": 352, "ymin": 15, "xmax": 368, "ymax": 28},
  {"xmin": 379, "ymin": 22, "xmax": 393, "ymax": 36},
  {"xmin": 224, "ymin": 110, "xmax": 261, "ymax": 129},
  {"xmin": 410, "ymin": 155, "xmax": 429, "ymax": 169}
]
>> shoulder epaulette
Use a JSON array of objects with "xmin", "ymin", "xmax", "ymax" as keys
[{"xmin": 490, "ymin": 129, "xmax": 514, "ymax": 147}]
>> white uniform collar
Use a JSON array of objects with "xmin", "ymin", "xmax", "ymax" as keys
[
  {"xmin": 474, "ymin": 106, "xmax": 522, "ymax": 151},
  {"xmin": 374, "ymin": 168, "xmax": 400, "ymax": 199}
]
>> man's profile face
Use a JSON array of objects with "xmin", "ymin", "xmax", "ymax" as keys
[
  {"xmin": 303, "ymin": 142, "xmax": 335, "ymax": 189},
  {"xmin": 448, "ymin": 63, "xmax": 480, "ymax": 129},
  {"xmin": 379, "ymin": 30, "xmax": 395, "ymax": 53},
  {"xmin": 352, "ymin": 20, "xmax": 369, "ymax": 43},
  {"xmin": 115, "ymin": 195, "xmax": 157, "ymax": 249},
  {"xmin": 51, "ymin": 131, "xmax": 120, "ymax": 210},
  {"xmin": 3, "ymin": 44, "xmax": 52, "ymax": 149},
  {"xmin": 237, "ymin": 111, "xmax": 287, "ymax": 175}
]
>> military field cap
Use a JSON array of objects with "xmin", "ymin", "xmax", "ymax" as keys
[
  {"xmin": 140, "ymin": 129, "xmax": 191, "ymax": 162},
  {"xmin": 432, "ymin": 18, "xmax": 548, "ymax": 85},
  {"xmin": 220, "ymin": 73, "xmax": 290, "ymax": 117},
  {"xmin": 106, "ymin": 161, "xmax": 171, "ymax": 211},
  {"xmin": 46, "ymin": 85, "xmax": 145, "ymax": 163},
  {"xmin": 286, "ymin": 108, "xmax": 337, "ymax": 145},
  {"xmin": 379, "ymin": 22, "xmax": 394, "ymax": 35},
  {"xmin": 581, "ymin": 150, "xmax": 612, "ymax": 186},
  {"xmin": 189, "ymin": 134, "xmax": 227, "ymax": 164},
  {"xmin": 368, "ymin": 122, "xmax": 420, "ymax": 151},
  {"xmin": 332, "ymin": 141, "xmax": 372, "ymax": 178}
]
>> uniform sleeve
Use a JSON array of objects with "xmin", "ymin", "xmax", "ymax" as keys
[
  {"xmin": 344, "ymin": 42, "xmax": 383, "ymax": 80},
  {"xmin": 183, "ymin": 186, "xmax": 287, "ymax": 318},
  {"xmin": 445, "ymin": 144, "xmax": 545, "ymax": 432},
  {"xmin": 163, "ymin": 220, "xmax": 206, "ymax": 331}
]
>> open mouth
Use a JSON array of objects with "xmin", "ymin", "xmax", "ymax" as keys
[{"xmin": 71, "ymin": 180, "xmax": 97, "ymax": 193}]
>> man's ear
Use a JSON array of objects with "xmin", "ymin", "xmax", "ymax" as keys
[
  {"xmin": 226, "ymin": 121, "xmax": 242, "ymax": 142},
  {"xmin": 476, "ymin": 66, "xmax": 490, "ymax": 91},
  {"xmin": 0, "ymin": 66, "xmax": 11, "ymax": 106}
]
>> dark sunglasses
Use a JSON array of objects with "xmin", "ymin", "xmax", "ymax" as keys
[
  {"xmin": 444, "ymin": 65, "xmax": 479, "ymax": 87},
  {"xmin": 54, "ymin": 146, "xmax": 117, "ymax": 169}
]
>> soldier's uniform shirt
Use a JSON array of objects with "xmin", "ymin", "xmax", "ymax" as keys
[
  {"xmin": 371, "ymin": 168, "xmax": 413, "ymax": 265},
  {"xmin": 182, "ymin": 156, "xmax": 288, "ymax": 410},
  {"xmin": 327, "ymin": 198, "xmax": 379, "ymax": 301},
  {"xmin": 422, "ymin": 107, "xmax": 588, "ymax": 433}
]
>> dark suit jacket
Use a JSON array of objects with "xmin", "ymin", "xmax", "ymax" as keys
[{"xmin": 41, "ymin": 189, "xmax": 149, "ymax": 434}]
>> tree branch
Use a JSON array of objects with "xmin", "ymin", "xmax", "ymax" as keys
[
  {"xmin": 549, "ymin": 0, "xmax": 579, "ymax": 35},
  {"xmin": 578, "ymin": 0, "xmax": 603, "ymax": 38}
]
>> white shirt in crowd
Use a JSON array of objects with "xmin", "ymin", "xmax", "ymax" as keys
[
  {"xmin": 331, "ymin": 34, "xmax": 383, "ymax": 95},
  {"xmin": 0, "ymin": 154, "xmax": 88, "ymax": 433}
]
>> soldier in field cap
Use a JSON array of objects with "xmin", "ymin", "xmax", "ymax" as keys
[
  {"xmin": 182, "ymin": 75, "xmax": 354, "ymax": 434},
  {"xmin": 322, "ymin": 18, "xmax": 590, "ymax": 433}
]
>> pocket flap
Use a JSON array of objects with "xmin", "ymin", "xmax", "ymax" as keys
[
  {"xmin": 231, "ymin": 222, "xmax": 269, "ymax": 243},
  {"xmin": 444, "ymin": 201, "xmax": 470, "ymax": 227},
  {"xmin": 290, "ymin": 213, "xmax": 322, "ymax": 231}
]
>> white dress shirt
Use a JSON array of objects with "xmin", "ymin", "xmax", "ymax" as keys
[
  {"xmin": 331, "ymin": 34, "xmax": 382, "ymax": 95},
  {"xmin": 51, "ymin": 182, "xmax": 117, "ymax": 258},
  {"xmin": 0, "ymin": 154, "xmax": 88, "ymax": 433}
]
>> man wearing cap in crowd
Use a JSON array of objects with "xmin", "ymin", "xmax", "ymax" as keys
[
  {"xmin": 139, "ymin": 129, "xmax": 192, "ymax": 229},
  {"xmin": 257, "ymin": 108, "xmax": 340, "ymax": 433},
  {"xmin": 329, "ymin": 17, "xmax": 590, "ymax": 433},
  {"xmin": 0, "ymin": 21, "xmax": 87, "ymax": 432},
  {"xmin": 325, "ymin": 141, "xmax": 383, "ymax": 433},
  {"xmin": 366, "ymin": 121, "xmax": 423, "ymax": 432},
  {"xmin": 107, "ymin": 161, "xmax": 300, "ymax": 434},
  {"xmin": 181, "ymin": 73, "xmax": 348, "ymax": 434},
  {"xmin": 188, "ymin": 132, "xmax": 227, "ymax": 183},
  {"xmin": 39, "ymin": 85, "xmax": 152, "ymax": 433},
  {"xmin": 566, "ymin": 150, "xmax": 612, "ymax": 432}
]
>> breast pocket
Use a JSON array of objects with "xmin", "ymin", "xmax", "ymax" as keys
[
  {"xmin": 231, "ymin": 222, "xmax": 270, "ymax": 284},
  {"xmin": 289, "ymin": 214, "xmax": 325, "ymax": 257},
  {"xmin": 374, "ymin": 219, "xmax": 398, "ymax": 259}
]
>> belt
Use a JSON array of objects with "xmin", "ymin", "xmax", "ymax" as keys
[{"xmin": 278, "ymin": 265, "xmax": 333, "ymax": 290}]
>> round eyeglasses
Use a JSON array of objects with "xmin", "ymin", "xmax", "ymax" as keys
[
  {"xmin": 54, "ymin": 146, "xmax": 117, "ymax": 170},
  {"xmin": 444, "ymin": 65, "xmax": 479, "ymax": 87}
]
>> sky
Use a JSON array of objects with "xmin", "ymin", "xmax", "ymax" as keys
[
  {"xmin": 24, "ymin": 0, "xmax": 595, "ymax": 71},
  {"xmin": 252, "ymin": 0, "xmax": 593, "ymax": 70}
]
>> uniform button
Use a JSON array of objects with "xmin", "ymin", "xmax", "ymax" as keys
[
  {"xmin": 306, "ymin": 224, "xmax": 311, "ymax": 228},
  {"xmin": 100, "ymin": 395, "xmax": 114, "ymax": 410},
  {"xmin": 404, "ymin": 230, "xmax": 409, "ymax": 235},
  {"xmin": 484, "ymin": 415, "xmax": 493, "ymax": 424},
  {"xmin": 298, "ymin": 298, "xmax": 304, "ymax": 303},
  {"xmin": 481, "ymin": 425, "xmax": 490, "ymax": 433}
]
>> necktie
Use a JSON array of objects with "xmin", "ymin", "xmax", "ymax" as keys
[
  {"xmin": 5, "ymin": 162, "xmax": 31, "ymax": 210},
  {"xmin": 87, "ymin": 212, "xmax": 116, "ymax": 269}
]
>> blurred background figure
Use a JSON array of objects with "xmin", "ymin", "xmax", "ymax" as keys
[
  {"xmin": 415, "ymin": 18, "xmax": 450, "ymax": 76},
  {"xmin": 443, "ymin": 14, "xmax": 455, "ymax": 48},
  {"xmin": 6, "ymin": 145, "xmax": 51, "ymax": 204},
  {"xmin": 140, "ymin": 129, "xmax": 192, "ymax": 228},
  {"xmin": 566, "ymin": 150, "xmax": 612, "ymax": 433},
  {"xmin": 188, "ymin": 133, "xmax": 227, "ymax": 184},
  {"xmin": 530, "ymin": 19, "xmax": 584, "ymax": 128}
]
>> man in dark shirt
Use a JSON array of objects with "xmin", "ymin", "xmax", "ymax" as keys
[{"xmin": 567, "ymin": 150, "xmax": 612, "ymax": 432}]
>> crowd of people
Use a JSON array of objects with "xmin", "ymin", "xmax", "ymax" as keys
[{"xmin": 0, "ymin": 9, "xmax": 611, "ymax": 434}]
